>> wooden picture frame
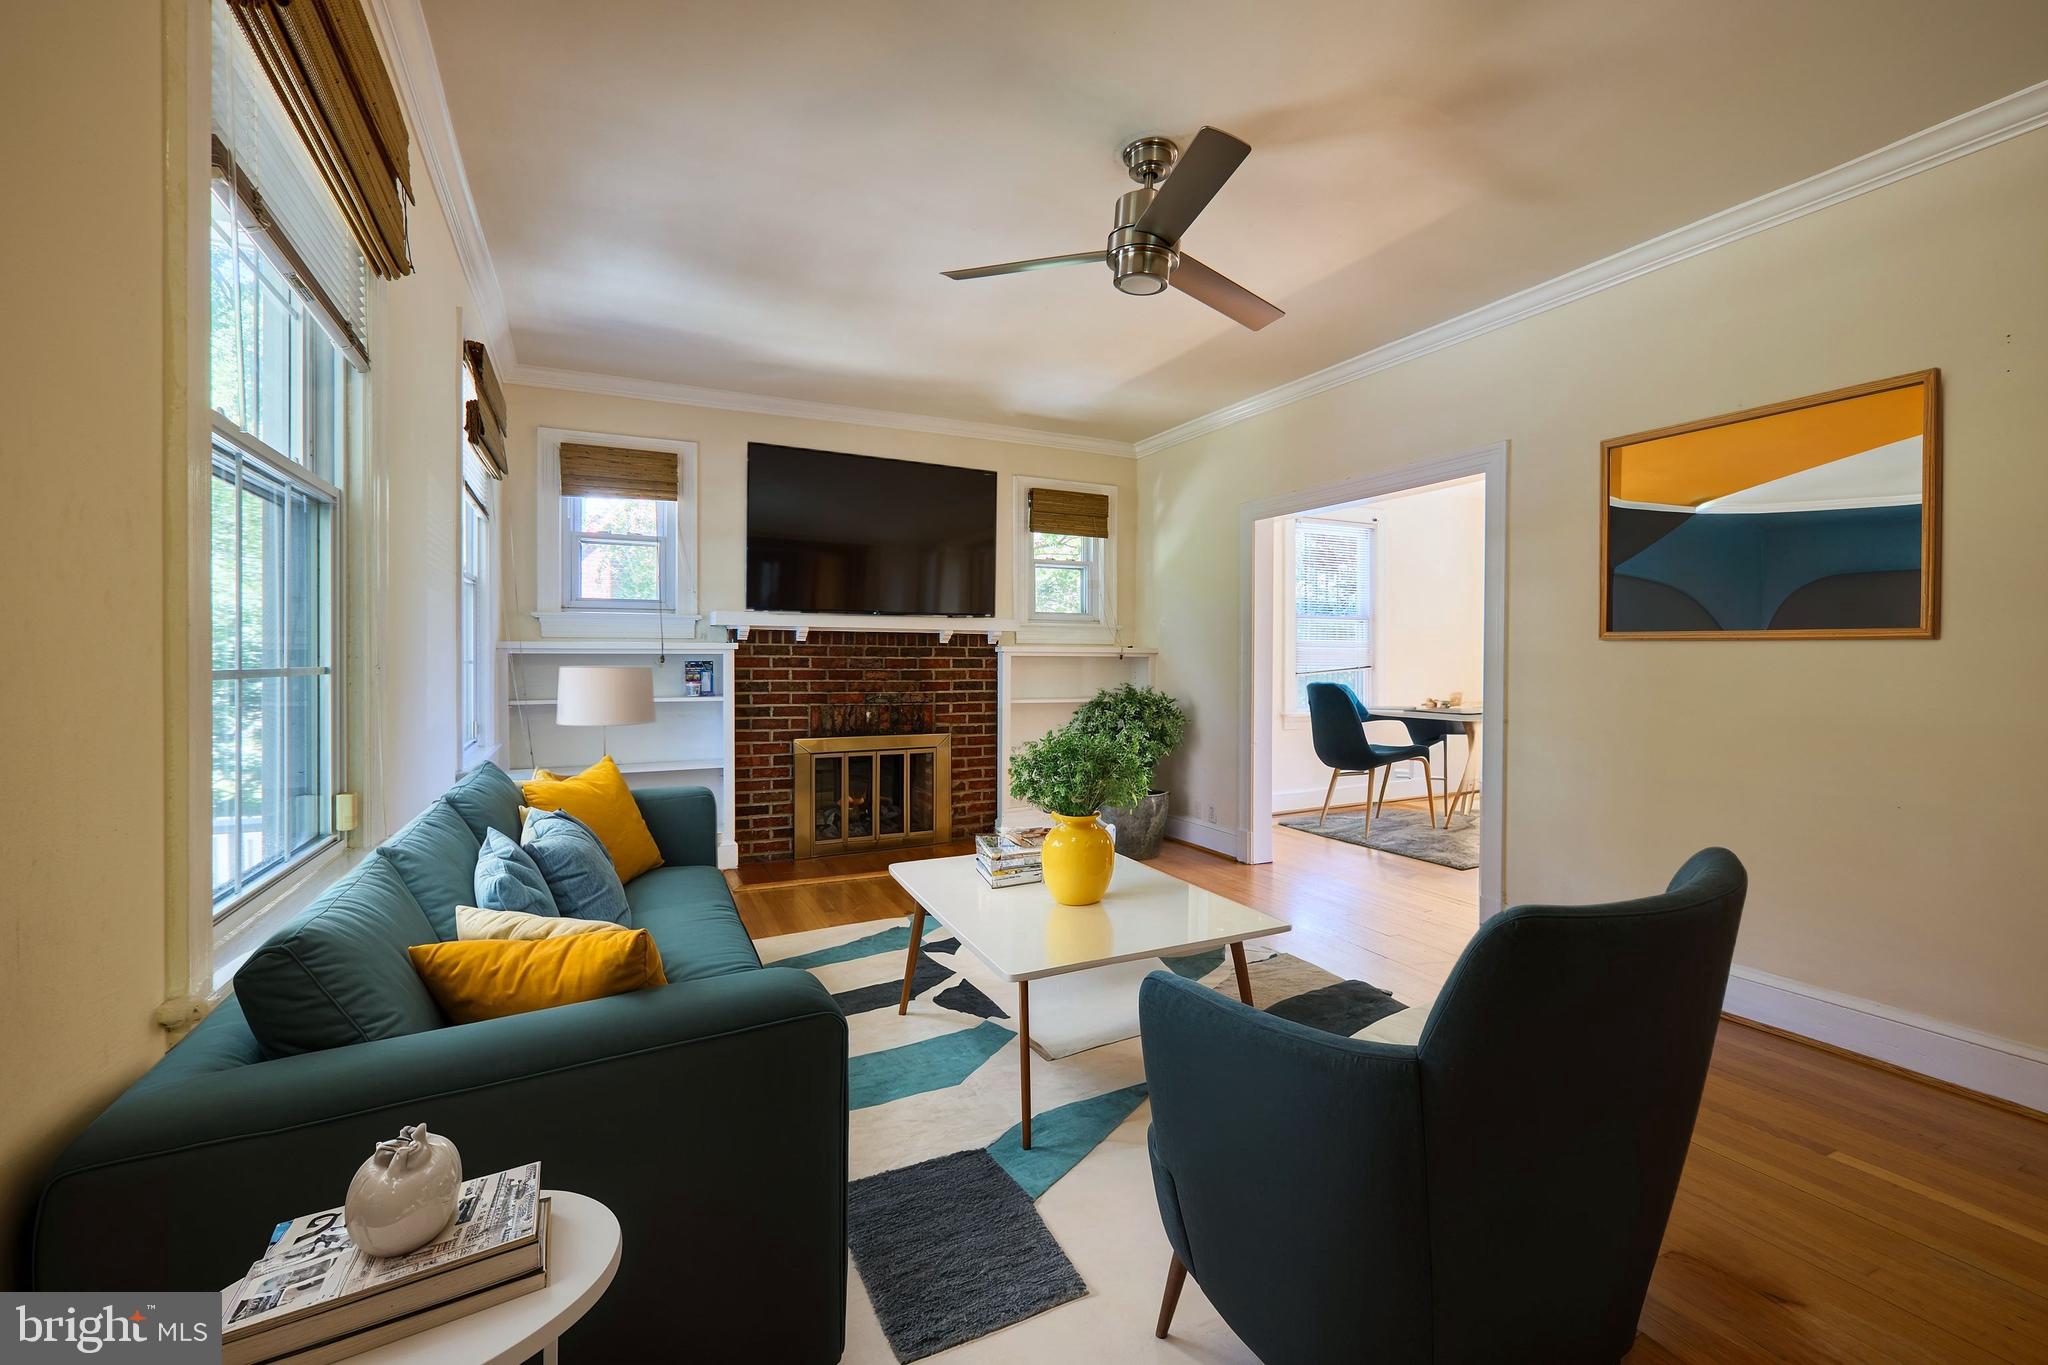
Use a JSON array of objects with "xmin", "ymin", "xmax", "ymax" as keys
[{"xmin": 1600, "ymin": 369, "xmax": 1940, "ymax": 639}]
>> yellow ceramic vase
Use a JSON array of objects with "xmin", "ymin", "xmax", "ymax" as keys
[{"xmin": 1040, "ymin": 813, "xmax": 1115, "ymax": 905}]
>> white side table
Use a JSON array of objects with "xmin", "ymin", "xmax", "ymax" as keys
[{"xmin": 349, "ymin": 1190, "xmax": 620, "ymax": 1365}]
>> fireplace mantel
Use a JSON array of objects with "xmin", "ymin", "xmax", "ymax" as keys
[{"xmin": 708, "ymin": 609, "xmax": 1016, "ymax": 644}]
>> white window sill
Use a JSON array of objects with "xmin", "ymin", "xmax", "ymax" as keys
[
  {"xmin": 209, "ymin": 840, "xmax": 364, "ymax": 996},
  {"xmin": 1013, "ymin": 620, "xmax": 1117, "ymax": 645},
  {"xmin": 462, "ymin": 739, "xmax": 504, "ymax": 771},
  {"xmin": 1280, "ymin": 712, "xmax": 1310, "ymax": 730},
  {"xmin": 533, "ymin": 610, "xmax": 701, "ymax": 640}
]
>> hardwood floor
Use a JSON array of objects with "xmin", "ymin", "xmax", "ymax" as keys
[{"xmin": 729, "ymin": 817, "xmax": 2048, "ymax": 1362}]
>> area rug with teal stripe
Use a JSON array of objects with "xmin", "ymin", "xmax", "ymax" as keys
[{"xmin": 757, "ymin": 914, "xmax": 1404, "ymax": 1361}]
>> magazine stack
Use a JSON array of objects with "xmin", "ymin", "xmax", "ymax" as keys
[
  {"xmin": 975, "ymin": 826, "xmax": 1049, "ymax": 888},
  {"xmin": 219, "ymin": 1163, "xmax": 547, "ymax": 1364}
]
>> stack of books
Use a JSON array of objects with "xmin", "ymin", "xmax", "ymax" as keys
[
  {"xmin": 219, "ymin": 1163, "xmax": 548, "ymax": 1364},
  {"xmin": 975, "ymin": 827, "xmax": 1048, "ymax": 888}
]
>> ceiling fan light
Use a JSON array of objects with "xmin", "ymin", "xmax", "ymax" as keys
[{"xmin": 1110, "ymin": 242, "xmax": 1173, "ymax": 296}]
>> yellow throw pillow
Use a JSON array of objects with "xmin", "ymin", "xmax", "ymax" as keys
[
  {"xmin": 409, "ymin": 930, "xmax": 669, "ymax": 1024},
  {"xmin": 520, "ymin": 757, "xmax": 663, "ymax": 882},
  {"xmin": 455, "ymin": 905, "xmax": 633, "ymax": 942}
]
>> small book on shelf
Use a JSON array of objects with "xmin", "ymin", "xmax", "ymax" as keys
[{"xmin": 220, "ymin": 1163, "xmax": 548, "ymax": 1365}]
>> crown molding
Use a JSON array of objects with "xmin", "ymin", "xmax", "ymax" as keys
[
  {"xmin": 366, "ymin": 0, "xmax": 516, "ymax": 367},
  {"xmin": 500, "ymin": 363, "xmax": 1140, "ymax": 459},
  {"xmin": 1134, "ymin": 78, "xmax": 2048, "ymax": 457}
]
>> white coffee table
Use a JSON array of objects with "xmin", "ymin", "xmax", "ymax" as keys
[
  {"xmin": 889, "ymin": 854, "xmax": 1289, "ymax": 1149},
  {"xmin": 350, "ymin": 1190, "xmax": 620, "ymax": 1365}
]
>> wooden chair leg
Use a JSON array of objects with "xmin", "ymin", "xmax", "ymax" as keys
[
  {"xmin": 1317, "ymin": 768, "xmax": 1339, "ymax": 826},
  {"xmin": 1420, "ymin": 756, "xmax": 1437, "ymax": 828},
  {"xmin": 1155, "ymin": 1254, "xmax": 1188, "ymax": 1339}
]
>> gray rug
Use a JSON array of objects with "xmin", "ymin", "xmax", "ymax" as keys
[
  {"xmin": 847, "ymin": 1148, "xmax": 1087, "ymax": 1362},
  {"xmin": 1280, "ymin": 805, "xmax": 1480, "ymax": 870}
]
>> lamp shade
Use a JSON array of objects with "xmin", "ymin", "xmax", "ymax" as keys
[{"xmin": 554, "ymin": 666, "xmax": 657, "ymax": 727}]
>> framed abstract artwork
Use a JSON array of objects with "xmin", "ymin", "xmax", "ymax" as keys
[{"xmin": 1601, "ymin": 370, "xmax": 1940, "ymax": 639}]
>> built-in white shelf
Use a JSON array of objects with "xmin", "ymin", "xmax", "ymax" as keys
[
  {"xmin": 499, "ymin": 639, "xmax": 738, "ymax": 868},
  {"xmin": 708, "ymin": 609, "xmax": 1016, "ymax": 643},
  {"xmin": 995, "ymin": 643, "xmax": 1158, "ymax": 827},
  {"xmin": 508, "ymin": 695, "xmax": 723, "ymax": 707},
  {"xmin": 500, "ymin": 638, "xmax": 739, "ymax": 655},
  {"xmin": 511, "ymin": 760, "xmax": 723, "ymax": 779}
]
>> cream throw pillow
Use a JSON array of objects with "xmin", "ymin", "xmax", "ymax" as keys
[{"xmin": 456, "ymin": 905, "xmax": 632, "ymax": 943}]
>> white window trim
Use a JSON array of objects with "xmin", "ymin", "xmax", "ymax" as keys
[
  {"xmin": 1012, "ymin": 475, "xmax": 1117, "ymax": 644},
  {"xmin": 1281, "ymin": 515, "xmax": 1378, "ymax": 719},
  {"xmin": 534, "ymin": 427, "xmax": 700, "ymax": 638}
]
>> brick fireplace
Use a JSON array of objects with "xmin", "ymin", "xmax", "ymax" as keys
[{"xmin": 733, "ymin": 630, "xmax": 997, "ymax": 862}]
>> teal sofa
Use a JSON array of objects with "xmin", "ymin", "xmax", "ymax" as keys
[{"xmin": 29, "ymin": 765, "xmax": 848, "ymax": 1364}]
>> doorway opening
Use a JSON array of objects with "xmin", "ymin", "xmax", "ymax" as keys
[{"xmin": 1239, "ymin": 443, "xmax": 1506, "ymax": 922}]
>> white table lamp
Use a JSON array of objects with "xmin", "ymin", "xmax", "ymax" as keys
[{"xmin": 555, "ymin": 665, "xmax": 656, "ymax": 758}]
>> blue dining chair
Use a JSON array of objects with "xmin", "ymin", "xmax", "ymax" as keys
[
  {"xmin": 1373, "ymin": 711, "xmax": 1461, "ymax": 818},
  {"xmin": 1304, "ymin": 681, "xmax": 1435, "ymax": 830},
  {"xmin": 1142, "ymin": 848, "xmax": 1748, "ymax": 1364}
]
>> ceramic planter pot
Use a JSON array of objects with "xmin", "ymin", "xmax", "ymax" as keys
[
  {"xmin": 345, "ymin": 1124, "xmax": 463, "ymax": 1257},
  {"xmin": 1041, "ymin": 813, "xmax": 1116, "ymax": 905},
  {"xmin": 1100, "ymin": 790, "xmax": 1169, "ymax": 860}
]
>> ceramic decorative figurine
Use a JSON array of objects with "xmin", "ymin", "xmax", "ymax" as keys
[{"xmin": 344, "ymin": 1124, "xmax": 463, "ymax": 1257}]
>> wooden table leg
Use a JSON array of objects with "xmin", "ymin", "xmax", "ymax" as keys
[
  {"xmin": 1230, "ymin": 941, "xmax": 1254, "ymax": 1006},
  {"xmin": 1448, "ymin": 721, "xmax": 1480, "ymax": 820},
  {"xmin": 897, "ymin": 905, "xmax": 925, "ymax": 1015},
  {"xmin": 1018, "ymin": 980, "xmax": 1032, "ymax": 1150}
]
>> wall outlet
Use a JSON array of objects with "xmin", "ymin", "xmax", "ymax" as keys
[{"xmin": 1207, "ymin": 803, "xmax": 1216, "ymax": 823}]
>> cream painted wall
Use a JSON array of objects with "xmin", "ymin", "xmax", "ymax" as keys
[
  {"xmin": 1270, "ymin": 483, "xmax": 1485, "ymax": 811},
  {"xmin": 496, "ymin": 386, "xmax": 1142, "ymax": 641},
  {"xmin": 0, "ymin": 3, "xmax": 174, "ymax": 1290},
  {"xmin": 362, "ymin": 145, "xmax": 479, "ymax": 835},
  {"xmin": 0, "ymin": 2, "xmax": 477, "ymax": 1286},
  {"xmin": 1143, "ymin": 127, "xmax": 2048, "ymax": 1051}
]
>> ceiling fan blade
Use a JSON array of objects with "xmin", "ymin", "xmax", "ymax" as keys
[
  {"xmin": 942, "ymin": 252, "xmax": 1102, "ymax": 281},
  {"xmin": 1171, "ymin": 253, "xmax": 1284, "ymax": 331},
  {"xmin": 1135, "ymin": 126, "xmax": 1251, "ymax": 243}
]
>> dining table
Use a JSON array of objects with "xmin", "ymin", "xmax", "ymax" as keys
[{"xmin": 1368, "ymin": 705, "xmax": 1483, "ymax": 821}]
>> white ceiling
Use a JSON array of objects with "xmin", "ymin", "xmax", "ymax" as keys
[{"xmin": 419, "ymin": 0, "xmax": 2048, "ymax": 446}]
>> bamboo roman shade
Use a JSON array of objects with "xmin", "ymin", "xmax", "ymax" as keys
[
  {"xmin": 463, "ymin": 340, "xmax": 508, "ymax": 479},
  {"xmin": 227, "ymin": 0, "xmax": 414, "ymax": 279},
  {"xmin": 1028, "ymin": 487, "xmax": 1111, "ymax": 539},
  {"xmin": 211, "ymin": 0, "xmax": 369, "ymax": 361},
  {"xmin": 559, "ymin": 444, "xmax": 680, "ymax": 501}
]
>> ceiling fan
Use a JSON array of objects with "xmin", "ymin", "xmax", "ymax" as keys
[{"xmin": 942, "ymin": 127, "xmax": 1283, "ymax": 331}]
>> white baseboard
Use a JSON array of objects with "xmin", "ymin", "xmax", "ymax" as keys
[
  {"xmin": 717, "ymin": 840, "xmax": 739, "ymax": 870},
  {"xmin": 1723, "ymin": 966, "xmax": 2048, "ymax": 1113},
  {"xmin": 1166, "ymin": 815, "xmax": 1245, "ymax": 860}
]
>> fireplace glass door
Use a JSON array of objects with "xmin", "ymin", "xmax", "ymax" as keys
[{"xmin": 792, "ymin": 733, "xmax": 951, "ymax": 858}]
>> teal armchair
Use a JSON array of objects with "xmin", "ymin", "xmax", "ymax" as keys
[{"xmin": 1143, "ymin": 848, "xmax": 1747, "ymax": 1363}]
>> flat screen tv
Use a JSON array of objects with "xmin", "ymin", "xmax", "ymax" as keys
[{"xmin": 746, "ymin": 445, "xmax": 998, "ymax": 616}]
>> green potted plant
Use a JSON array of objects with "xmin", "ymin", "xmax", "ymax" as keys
[
  {"xmin": 1006, "ymin": 726, "xmax": 1151, "ymax": 905},
  {"xmin": 1064, "ymin": 684, "xmax": 1190, "ymax": 859}
]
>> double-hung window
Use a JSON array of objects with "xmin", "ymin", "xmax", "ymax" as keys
[
  {"xmin": 555, "ymin": 441, "xmax": 683, "ymax": 612},
  {"xmin": 1290, "ymin": 519, "xmax": 1375, "ymax": 712},
  {"xmin": 208, "ymin": 0, "xmax": 366, "ymax": 917},
  {"xmin": 1022, "ymin": 483, "xmax": 1112, "ymax": 625},
  {"xmin": 207, "ymin": 188, "xmax": 352, "ymax": 913},
  {"xmin": 563, "ymin": 495, "xmax": 676, "ymax": 609},
  {"xmin": 460, "ymin": 483, "xmax": 492, "ymax": 754}
]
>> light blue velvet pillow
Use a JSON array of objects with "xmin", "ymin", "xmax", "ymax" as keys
[
  {"xmin": 521, "ymin": 809, "xmax": 631, "ymax": 925},
  {"xmin": 474, "ymin": 828, "xmax": 559, "ymax": 917}
]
